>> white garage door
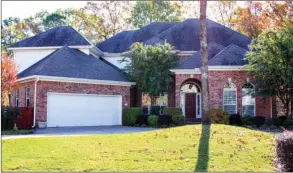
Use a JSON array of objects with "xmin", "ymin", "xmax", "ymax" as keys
[{"xmin": 47, "ymin": 93, "xmax": 122, "ymax": 127}]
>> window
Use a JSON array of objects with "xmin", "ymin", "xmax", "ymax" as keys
[
  {"xmin": 16, "ymin": 89, "xmax": 19, "ymax": 107},
  {"xmin": 242, "ymin": 83, "xmax": 255, "ymax": 116},
  {"xmin": 141, "ymin": 93, "xmax": 168, "ymax": 114},
  {"xmin": 223, "ymin": 83, "xmax": 237, "ymax": 114},
  {"xmin": 25, "ymin": 87, "xmax": 30, "ymax": 107}
]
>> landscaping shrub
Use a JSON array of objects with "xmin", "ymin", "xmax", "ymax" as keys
[
  {"xmin": 253, "ymin": 116, "xmax": 266, "ymax": 127},
  {"xmin": 1, "ymin": 106, "xmax": 21, "ymax": 130},
  {"xmin": 229, "ymin": 113, "xmax": 243, "ymax": 126},
  {"xmin": 163, "ymin": 107, "xmax": 183, "ymax": 116},
  {"xmin": 242, "ymin": 115, "xmax": 254, "ymax": 126},
  {"xmin": 158, "ymin": 114, "xmax": 172, "ymax": 126},
  {"xmin": 278, "ymin": 116, "xmax": 288, "ymax": 126},
  {"xmin": 136, "ymin": 114, "xmax": 149, "ymax": 126},
  {"xmin": 122, "ymin": 107, "xmax": 141, "ymax": 126},
  {"xmin": 283, "ymin": 119, "xmax": 293, "ymax": 129},
  {"xmin": 209, "ymin": 108, "xmax": 229, "ymax": 124},
  {"xmin": 275, "ymin": 131, "xmax": 293, "ymax": 172},
  {"xmin": 172, "ymin": 114, "xmax": 185, "ymax": 126},
  {"xmin": 150, "ymin": 106, "xmax": 161, "ymax": 115},
  {"xmin": 148, "ymin": 115, "xmax": 159, "ymax": 127}
]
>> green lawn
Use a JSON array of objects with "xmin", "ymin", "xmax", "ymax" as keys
[
  {"xmin": 2, "ymin": 124, "xmax": 275, "ymax": 172},
  {"xmin": 2, "ymin": 129, "xmax": 34, "ymax": 135}
]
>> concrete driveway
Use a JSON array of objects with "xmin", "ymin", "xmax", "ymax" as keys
[{"xmin": 2, "ymin": 126, "xmax": 157, "ymax": 140}]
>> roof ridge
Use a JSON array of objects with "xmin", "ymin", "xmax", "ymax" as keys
[
  {"xmin": 208, "ymin": 44, "xmax": 233, "ymax": 63},
  {"xmin": 208, "ymin": 44, "xmax": 247, "ymax": 64},
  {"xmin": 206, "ymin": 19, "xmax": 250, "ymax": 40}
]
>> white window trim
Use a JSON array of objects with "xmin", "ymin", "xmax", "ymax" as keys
[
  {"xmin": 223, "ymin": 87, "xmax": 237, "ymax": 114},
  {"xmin": 25, "ymin": 87, "xmax": 30, "ymax": 107},
  {"xmin": 241, "ymin": 86, "xmax": 256, "ymax": 116}
]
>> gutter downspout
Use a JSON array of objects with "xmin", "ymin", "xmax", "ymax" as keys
[{"xmin": 32, "ymin": 77, "xmax": 40, "ymax": 128}]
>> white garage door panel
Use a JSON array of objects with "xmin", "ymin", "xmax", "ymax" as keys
[{"xmin": 47, "ymin": 93, "xmax": 122, "ymax": 127}]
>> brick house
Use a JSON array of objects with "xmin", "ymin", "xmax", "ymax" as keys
[{"xmin": 8, "ymin": 18, "xmax": 281, "ymax": 128}]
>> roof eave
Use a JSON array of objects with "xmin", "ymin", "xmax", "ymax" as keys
[{"xmin": 16, "ymin": 75, "xmax": 135, "ymax": 86}]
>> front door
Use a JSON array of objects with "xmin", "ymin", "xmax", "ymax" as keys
[{"xmin": 185, "ymin": 93, "xmax": 196, "ymax": 119}]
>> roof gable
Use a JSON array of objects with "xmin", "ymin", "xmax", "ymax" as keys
[
  {"xmin": 208, "ymin": 44, "xmax": 248, "ymax": 66},
  {"xmin": 10, "ymin": 26, "xmax": 91, "ymax": 48},
  {"xmin": 18, "ymin": 46, "xmax": 129, "ymax": 82},
  {"xmin": 176, "ymin": 42, "xmax": 225, "ymax": 69}
]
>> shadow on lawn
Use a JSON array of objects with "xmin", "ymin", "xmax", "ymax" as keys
[{"xmin": 195, "ymin": 124, "xmax": 211, "ymax": 172}]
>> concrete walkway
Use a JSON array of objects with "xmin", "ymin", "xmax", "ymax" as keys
[{"xmin": 2, "ymin": 126, "xmax": 157, "ymax": 140}]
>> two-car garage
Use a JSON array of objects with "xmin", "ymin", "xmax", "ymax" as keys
[{"xmin": 46, "ymin": 93, "xmax": 122, "ymax": 127}]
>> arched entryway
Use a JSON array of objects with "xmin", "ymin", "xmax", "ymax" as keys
[{"xmin": 180, "ymin": 79, "xmax": 202, "ymax": 121}]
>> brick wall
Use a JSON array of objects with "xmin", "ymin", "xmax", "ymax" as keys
[
  {"xmin": 174, "ymin": 71, "xmax": 272, "ymax": 119},
  {"xmin": 10, "ymin": 81, "xmax": 35, "ymax": 108},
  {"xmin": 11, "ymin": 81, "xmax": 131, "ymax": 124}
]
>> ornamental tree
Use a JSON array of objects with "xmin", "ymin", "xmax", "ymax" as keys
[
  {"xmin": 1, "ymin": 55, "xmax": 18, "ymax": 105},
  {"xmin": 245, "ymin": 27, "xmax": 293, "ymax": 118},
  {"xmin": 121, "ymin": 42, "xmax": 178, "ymax": 105}
]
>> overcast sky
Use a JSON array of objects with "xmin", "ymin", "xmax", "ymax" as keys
[{"xmin": 2, "ymin": 1, "xmax": 247, "ymax": 21}]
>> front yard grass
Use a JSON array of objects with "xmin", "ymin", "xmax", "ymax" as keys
[
  {"xmin": 2, "ymin": 129, "xmax": 34, "ymax": 135},
  {"xmin": 2, "ymin": 124, "xmax": 275, "ymax": 172}
]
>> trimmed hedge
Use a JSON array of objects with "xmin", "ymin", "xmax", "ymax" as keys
[
  {"xmin": 136, "ymin": 114, "xmax": 149, "ymax": 126},
  {"xmin": 275, "ymin": 131, "xmax": 293, "ymax": 172},
  {"xmin": 172, "ymin": 114, "xmax": 185, "ymax": 126},
  {"xmin": 163, "ymin": 107, "xmax": 183, "ymax": 116},
  {"xmin": 243, "ymin": 115, "xmax": 254, "ymax": 126},
  {"xmin": 253, "ymin": 116, "xmax": 266, "ymax": 127},
  {"xmin": 209, "ymin": 108, "xmax": 229, "ymax": 124},
  {"xmin": 148, "ymin": 115, "xmax": 159, "ymax": 127},
  {"xmin": 1, "ymin": 106, "xmax": 21, "ymax": 130},
  {"xmin": 283, "ymin": 119, "xmax": 293, "ymax": 129},
  {"xmin": 150, "ymin": 106, "xmax": 161, "ymax": 115},
  {"xmin": 158, "ymin": 114, "xmax": 172, "ymax": 126},
  {"xmin": 122, "ymin": 107, "xmax": 141, "ymax": 126},
  {"xmin": 229, "ymin": 113, "xmax": 242, "ymax": 126}
]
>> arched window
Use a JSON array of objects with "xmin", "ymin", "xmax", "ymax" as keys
[
  {"xmin": 242, "ymin": 83, "xmax": 255, "ymax": 116},
  {"xmin": 223, "ymin": 83, "xmax": 237, "ymax": 114}
]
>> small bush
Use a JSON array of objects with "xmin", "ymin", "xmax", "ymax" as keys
[
  {"xmin": 122, "ymin": 107, "xmax": 141, "ymax": 126},
  {"xmin": 278, "ymin": 116, "xmax": 288, "ymax": 126},
  {"xmin": 253, "ymin": 116, "xmax": 266, "ymax": 127},
  {"xmin": 242, "ymin": 115, "xmax": 254, "ymax": 126},
  {"xmin": 158, "ymin": 114, "xmax": 172, "ymax": 126},
  {"xmin": 209, "ymin": 108, "xmax": 229, "ymax": 124},
  {"xmin": 172, "ymin": 114, "xmax": 185, "ymax": 126},
  {"xmin": 150, "ymin": 106, "xmax": 161, "ymax": 115},
  {"xmin": 163, "ymin": 107, "xmax": 183, "ymax": 116},
  {"xmin": 229, "ymin": 113, "xmax": 243, "ymax": 126},
  {"xmin": 1, "ymin": 106, "xmax": 21, "ymax": 130},
  {"xmin": 136, "ymin": 114, "xmax": 149, "ymax": 126},
  {"xmin": 148, "ymin": 115, "xmax": 159, "ymax": 127},
  {"xmin": 275, "ymin": 131, "xmax": 293, "ymax": 172},
  {"xmin": 283, "ymin": 119, "xmax": 293, "ymax": 129}
]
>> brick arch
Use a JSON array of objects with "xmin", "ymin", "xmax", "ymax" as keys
[{"xmin": 180, "ymin": 78, "xmax": 202, "ymax": 91}]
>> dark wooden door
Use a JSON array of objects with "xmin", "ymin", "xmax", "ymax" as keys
[{"xmin": 185, "ymin": 93, "xmax": 196, "ymax": 119}]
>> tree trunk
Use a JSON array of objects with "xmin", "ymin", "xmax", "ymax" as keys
[{"xmin": 200, "ymin": 0, "xmax": 210, "ymax": 124}]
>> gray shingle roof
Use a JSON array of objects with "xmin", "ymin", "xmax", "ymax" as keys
[
  {"xmin": 18, "ymin": 46, "xmax": 129, "ymax": 82},
  {"xmin": 10, "ymin": 26, "xmax": 91, "ymax": 48},
  {"xmin": 176, "ymin": 42, "xmax": 225, "ymax": 69},
  {"xmin": 144, "ymin": 19, "xmax": 251, "ymax": 51},
  {"xmin": 209, "ymin": 44, "xmax": 248, "ymax": 66},
  {"xmin": 97, "ymin": 22, "xmax": 178, "ymax": 53}
]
